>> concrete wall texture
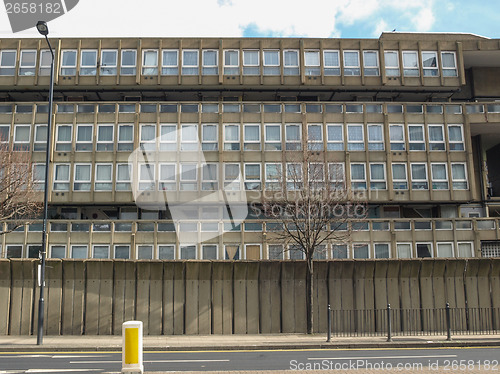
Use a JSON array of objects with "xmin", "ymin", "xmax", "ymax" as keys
[{"xmin": 0, "ymin": 259, "xmax": 499, "ymax": 336}]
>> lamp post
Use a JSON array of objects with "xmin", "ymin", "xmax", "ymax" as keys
[{"xmin": 36, "ymin": 20, "xmax": 54, "ymax": 346}]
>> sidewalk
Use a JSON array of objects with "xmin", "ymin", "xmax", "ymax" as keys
[{"xmin": 0, "ymin": 333, "xmax": 499, "ymax": 352}]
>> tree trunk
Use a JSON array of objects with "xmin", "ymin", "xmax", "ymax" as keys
[{"xmin": 306, "ymin": 257, "xmax": 314, "ymax": 334}]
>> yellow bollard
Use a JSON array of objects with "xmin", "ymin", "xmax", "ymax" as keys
[{"xmin": 122, "ymin": 321, "xmax": 144, "ymax": 373}]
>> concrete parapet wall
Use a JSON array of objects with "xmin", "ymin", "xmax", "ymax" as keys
[{"xmin": 0, "ymin": 259, "xmax": 497, "ymax": 335}]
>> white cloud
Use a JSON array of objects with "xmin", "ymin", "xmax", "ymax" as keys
[
  {"xmin": 411, "ymin": 7, "xmax": 435, "ymax": 32},
  {"xmin": 372, "ymin": 19, "xmax": 389, "ymax": 37},
  {"xmin": 338, "ymin": 0, "xmax": 380, "ymax": 26}
]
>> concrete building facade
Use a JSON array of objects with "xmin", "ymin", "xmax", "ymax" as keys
[{"xmin": 1, "ymin": 32, "xmax": 500, "ymax": 260}]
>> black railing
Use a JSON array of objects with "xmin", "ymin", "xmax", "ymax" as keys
[{"xmin": 326, "ymin": 304, "xmax": 500, "ymax": 341}]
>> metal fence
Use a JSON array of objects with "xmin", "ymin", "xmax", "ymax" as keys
[{"xmin": 327, "ymin": 304, "xmax": 500, "ymax": 341}]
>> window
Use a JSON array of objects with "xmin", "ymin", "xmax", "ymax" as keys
[
  {"xmin": 350, "ymin": 163, "xmax": 366, "ymax": 190},
  {"xmin": 288, "ymin": 245, "xmax": 304, "ymax": 260},
  {"xmin": 370, "ymin": 163, "xmax": 386, "ymax": 190},
  {"xmin": 283, "ymin": 50, "xmax": 299, "ymax": 75},
  {"xmin": 265, "ymin": 124, "xmax": 281, "ymax": 151},
  {"xmin": 422, "ymin": 51, "xmax": 438, "ymax": 76},
  {"xmin": 268, "ymin": 244, "xmax": 283, "ymax": 260},
  {"xmin": 397, "ymin": 243, "xmax": 412, "ymax": 258},
  {"xmin": 39, "ymin": 50, "xmax": 52, "ymax": 76},
  {"xmin": 245, "ymin": 244, "xmax": 261, "ymax": 260},
  {"xmin": 408, "ymin": 124, "xmax": 425, "ymax": 151},
  {"xmin": 136, "ymin": 245, "xmax": 153, "ymax": 260},
  {"xmin": 327, "ymin": 124, "xmax": 343, "ymax": 151},
  {"xmin": 180, "ymin": 163, "xmax": 197, "ymax": 190},
  {"xmin": 353, "ymin": 243, "xmax": 369, "ymax": 259},
  {"xmin": 416, "ymin": 242, "xmax": 432, "ymax": 258},
  {"xmin": 363, "ymin": 50, "xmax": 379, "ymax": 75},
  {"xmin": 181, "ymin": 124, "xmax": 198, "ymax": 151},
  {"xmin": 224, "ymin": 50, "xmax": 239, "ymax": 75},
  {"xmin": 431, "ymin": 163, "xmax": 448, "ymax": 190},
  {"xmin": 56, "ymin": 124, "xmax": 72, "ymax": 151},
  {"xmin": 343, "ymin": 50, "xmax": 360, "ymax": 76},
  {"xmin": 367, "ymin": 124, "xmax": 383, "ymax": 150},
  {"xmin": 50, "ymin": 245, "xmax": 66, "ymax": 258},
  {"xmin": 201, "ymin": 244, "xmax": 217, "ymax": 260},
  {"xmin": 392, "ymin": 163, "xmax": 408, "ymax": 190},
  {"xmin": 263, "ymin": 50, "xmax": 279, "ymax": 75},
  {"xmin": 116, "ymin": 164, "xmax": 131, "ymax": 191},
  {"xmin": 95, "ymin": 164, "xmax": 112, "ymax": 191},
  {"xmin": 448, "ymin": 125, "xmax": 464, "ymax": 151},
  {"xmin": 307, "ymin": 124, "xmax": 323, "ymax": 150},
  {"xmin": 323, "ymin": 50, "xmax": 340, "ymax": 75},
  {"xmin": 347, "ymin": 124, "xmax": 364, "ymax": 151},
  {"xmin": 441, "ymin": 52, "xmax": 457, "ymax": 76},
  {"xmin": 451, "ymin": 163, "xmax": 468, "ymax": 189},
  {"xmin": 13, "ymin": 125, "xmax": 30, "ymax": 151},
  {"xmin": 286, "ymin": 163, "xmax": 302, "ymax": 190},
  {"xmin": 0, "ymin": 125, "xmax": 9, "ymax": 143},
  {"xmin": 19, "ymin": 50, "xmax": 36, "ymax": 76},
  {"xmin": 142, "ymin": 50, "xmax": 158, "ymax": 75},
  {"xmin": 329, "ymin": 163, "xmax": 345, "ymax": 189},
  {"xmin": 100, "ymin": 49, "xmax": 117, "ymax": 75},
  {"xmin": 304, "ymin": 50, "xmax": 320, "ymax": 76},
  {"xmin": 374, "ymin": 243, "xmax": 390, "ymax": 258},
  {"xmin": 54, "ymin": 164, "xmax": 70, "ymax": 191},
  {"xmin": 202, "ymin": 163, "xmax": 218, "ymax": 190},
  {"xmin": 140, "ymin": 124, "xmax": 156, "ymax": 151},
  {"xmin": 384, "ymin": 51, "xmax": 400, "ymax": 76},
  {"xmin": 243, "ymin": 124, "xmax": 260, "ymax": 151},
  {"xmin": 411, "ymin": 163, "xmax": 428, "ymax": 190},
  {"xmin": 32, "ymin": 163, "xmax": 45, "ymax": 190},
  {"xmin": 161, "ymin": 49, "xmax": 178, "ymax": 75},
  {"xmin": 224, "ymin": 124, "xmax": 240, "ymax": 150},
  {"xmin": 285, "ymin": 124, "xmax": 301, "ymax": 150},
  {"xmin": 80, "ymin": 50, "xmax": 97, "ymax": 75},
  {"xmin": 139, "ymin": 163, "xmax": 155, "ymax": 190},
  {"xmin": 402, "ymin": 51, "xmax": 419, "ymax": 76},
  {"xmin": 114, "ymin": 245, "xmax": 130, "ymax": 259},
  {"xmin": 389, "ymin": 124, "xmax": 405, "ymax": 151},
  {"xmin": 180, "ymin": 244, "xmax": 196, "ymax": 259},
  {"xmin": 74, "ymin": 164, "xmax": 91, "ymax": 191},
  {"xmin": 117, "ymin": 124, "xmax": 133, "ymax": 151},
  {"xmin": 182, "ymin": 49, "xmax": 198, "ymax": 75},
  {"xmin": 428, "ymin": 125, "xmax": 445, "ymax": 150},
  {"xmin": 309, "ymin": 163, "xmax": 325, "ymax": 189},
  {"xmin": 76, "ymin": 124, "xmax": 93, "ymax": 151},
  {"xmin": 201, "ymin": 124, "xmax": 217, "ymax": 151},
  {"xmin": 0, "ymin": 50, "xmax": 16, "ymax": 75},
  {"xmin": 60, "ymin": 50, "xmax": 78, "ymax": 75},
  {"xmin": 457, "ymin": 242, "xmax": 473, "ymax": 258},
  {"xmin": 224, "ymin": 163, "xmax": 240, "ymax": 190},
  {"xmin": 96, "ymin": 124, "xmax": 113, "ymax": 151},
  {"xmin": 437, "ymin": 242, "xmax": 454, "ymax": 258},
  {"xmin": 202, "ymin": 50, "xmax": 218, "ymax": 75},
  {"xmin": 243, "ymin": 50, "xmax": 259, "ymax": 75},
  {"xmin": 121, "ymin": 49, "xmax": 137, "ymax": 75},
  {"xmin": 244, "ymin": 163, "xmax": 261, "ymax": 190},
  {"xmin": 265, "ymin": 163, "xmax": 281, "ymax": 190},
  {"xmin": 71, "ymin": 245, "xmax": 88, "ymax": 259},
  {"xmin": 332, "ymin": 244, "xmax": 348, "ymax": 259},
  {"xmin": 158, "ymin": 163, "xmax": 176, "ymax": 191},
  {"xmin": 160, "ymin": 124, "xmax": 176, "ymax": 151}
]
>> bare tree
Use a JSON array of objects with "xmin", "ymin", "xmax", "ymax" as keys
[
  {"xmin": 261, "ymin": 150, "xmax": 366, "ymax": 334},
  {"xmin": 0, "ymin": 139, "xmax": 43, "ymax": 243}
]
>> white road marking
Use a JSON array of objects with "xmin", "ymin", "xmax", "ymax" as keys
[
  {"xmin": 52, "ymin": 355, "xmax": 112, "ymax": 358},
  {"xmin": 70, "ymin": 358, "xmax": 230, "ymax": 364},
  {"xmin": 309, "ymin": 354, "xmax": 457, "ymax": 360},
  {"xmin": 26, "ymin": 370, "xmax": 102, "ymax": 373}
]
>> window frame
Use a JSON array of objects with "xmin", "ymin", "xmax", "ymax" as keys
[
  {"xmin": 117, "ymin": 124, "xmax": 133, "ymax": 151},
  {"xmin": 369, "ymin": 163, "xmax": 387, "ymax": 190},
  {"xmin": 0, "ymin": 49, "xmax": 17, "ymax": 76},
  {"xmin": 140, "ymin": 123, "xmax": 157, "ymax": 151},
  {"xmin": 201, "ymin": 123, "xmax": 218, "ymax": 151},
  {"xmin": 116, "ymin": 163, "xmax": 132, "ymax": 191},
  {"xmin": 73, "ymin": 163, "xmax": 92, "ymax": 191},
  {"xmin": 323, "ymin": 50, "xmax": 340, "ymax": 76},
  {"xmin": 79, "ymin": 49, "xmax": 98, "ymax": 76},
  {"xmin": 181, "ymin": 49, "xmax": 199, "ymax": 75},
  {"xmin": 326, "ymin": 124, "xmax": 344, "ymax": 151},
  {"xmin": 138, "ymin": 163, "xmax": 155, "ymax": 191},
  {"xmin": 343, "ymin": 50, "xmax": 361, "ymax": 76},
  {"xmin": 283, "ymin": 49, "xmax": 299, "ymax": 76},
  {"xmin": 431, "ymin": 163, "xmax": 449, "ymax": 190},
  {"xmin": 451, "ymin": 162, "xmax": 468, "ymax": 190},
  {"xmin": 100, "ymin": 49, "xmax": 118, "ymax": 76},
  {"xmin": 397, "ymin": 243, "xmax": 412, "ymax": 258},
  {"xmin": 224, "ymin": 163, "xmax": 241, "ymax": 190},
  {"xmin": 39, "ymin": 49, "xmax": 52, "ymax": 76},
  {"xmin": 362, "ymin": 50, "xmax": 379, "ymax": 76},
  {"xmin": 263, "ymin": 49, "xmax": 280, "ymax": 76},
  {"xmin": 347, "ymin": 124, "xmax": 364, "ymax": 151},
  {"xmin": 436, "ymin": 242, "xmax": 454, "ymax": 258},
  {"xmin": 142, "ymin": 49, "xmax": 158, "ymax": 75},
  {"xmin": 389, "ymin": 124, "xmax": 405, "ymax": 151},
  {"xmin": 180, "ymin": 124, "xmax": 199, "ymax": 151},
  {"xmin": 96, "ymin": 124, "xmax": 114, "ymax": 151},
  {"xmin": 264, "ymin": 124, "xmax": 282, "ymax": 151},
  {"xmin": 223, "ymin": 49, "xmax": 239, "ymax": 75},
  {"xmin": 392, "ymin": 163, "xmax": 408, "ymax": 190},
  {"xmin": 53, "ymin": 163, "xmax": 70, "ymax": 191},
  {"xmin": 60, "ymin": 49, "xmax": 77, "ymax": 76},
  {"xmin": 19, "ymin": 49, "xmax": 37, "ymax": 76},
  {"xmin": 243, "ymin": 124, "xmax": 261, "ymax": 151},
  {"xmin": 161, "ymin": 49, "xmax": 179, "ymax": 75},
  {"xmin": 202, "ymin": 163, "xmax": 218, "ymax": 191},
  {"xmin": 441, "ymin": 51, "xmax": 458, "ymax": 77},
  {"xmin": 307, "ymin": 123, "xmax": 323, "ymax": 150},
  {"xmin": 202, "ymin": 49, "xmax": 218, "ymax": 75},
  {"xmin": 242, "ymin": 49, "xmax": 260, "ymax": 75},
  {"xmin": 304, "ymin": 50, "xmax": 320, "ymax": 76},
  {"xmin": 410, "ymin": 163, "xmax": 429, "ymax": 190},
  {"xmin": 158, "ymin": 163, "xmax": 176, "ymax": 191},
  {"xmin": 95, "ymin": 163, "xmax": 113, "ymax": 191},
  {"xmin": 402, "ymin": 51, "xmax": 419, "ymax": 77},
  {"xmin": 75, "ymin": 124, "xmax": 93, "ymax": 151},
  {"xmin": 244, "ymin": 163, "xmax": 261, "ymax": 190},
  {"xmin": 120, "ymin": 49, "xmax": 137, "ymax": 75},
  {"xmin": 408, "ymin": 124, "xmax": 425, "ymax": 151},
  {"xmin": 159, "ymin": 124, "xmax": 177, "ymax": 151},
  {"xmin": 350, "ymin": 162, "xmax": 367, "ymax": 190},
  {"xmin": 13, "ymin": 124, "xmax": 31, "ymax": 151},
  {"xmin": 265, "ymin": 163, "xmax": 282, "ymax": 190},
  {"xmin": 285, "ymin": 123, "xmax": 302, "ymax": 150},
  {"xmin": 421, "ymin": 51, "xmax": 439, "ymax": 77},
  {"xmin": 384, "ymin": 50, "xmax": 400, "ymax": 76},
  {"xmin": 428, "ymin": 124, "xmax": 445, "ymax": 151},
  {"xmin": 367, "ymin": 124, "xmax": 384, "ymax": 151},
  {"xmin": 223, "ymin": 124, "xmax": 240, "ymax": 151},
  {"xmin": 448, "ymin": 124, "xmax": 465, "ymax": 151},
  {"xmin": 353, "ymin": 243, "xmax": 370, "ymax": 259}
]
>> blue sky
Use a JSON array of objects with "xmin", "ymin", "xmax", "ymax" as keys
[{"xmin": 1, "ymin": 0, "xmax": 499, "ymax": 39}]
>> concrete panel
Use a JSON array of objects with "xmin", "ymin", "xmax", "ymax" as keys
[
  {"xmin": 491, "ymin": 259, "xmax": 500, "ymax": 309},
  {"xmin": 211, "ymin": 262, "xmax": 224, "ymax": 334},
  {"xmin": 185, "ymin": 262, "xmax": 200, "ymax": 334},
  {"xmin": 84, "ymin": 260, "xmax": 100, "ymax": 335},
  {"xmin": 149, "ymin": 262, "xmax": 163, "ymax": 335},
  {"xmin": 431, "ymin": 260, "xmax": 447, "ymax": 331},
  {"xmin": 98, "ymin": 261, "xmax": 113, "ymax": 335},
  {"xmin": 281, "ymin": 262, "xmax": 295, "ymax": 333},
  {"xmin": 124, "ymin": 262, "xmax": 136, "ymax": 323},
  {"xmin": 399, "ymin": 260, "xmax": 421, "ymax": 332},
  {"xmin": 20, "ymin": 261, "xmax": 35, "ymax": 335},
  {"xmin": 313, "ymin": 262, "xmax": 328, "ymax": 333},
  {"xmin": 46, "ymin": 259, "xmax": 62, "ymax": 335},
  {"xmin": 173, "ymin": 262, "xmax": 185, "ymax": 335},
  {"xmin": 259, "ymin": 262, "xmax": 281, "ymax": 333},
  {"xmin": 112, "ymin": 261, "xmax": 127, "ymax": 335},
  {"xmin": 72, "ymin": 261, "xmax": 85, "ymax": 335},
  {"xmin": 293, "ymin": 262, "xmax": 307, "ymax": 333},
  {"xmin": 221, "ymin": 262, "xmax": 233, "ymax": 335},
  {"xmin": 233, "ymin": 262, "xmax": 247, "ymax": 334},
  {"xmin": 198, "ymin": 262, "xmax": 212, "ymax": 335},
  {"xmin": 386, "ymin": 261, "xmax": 400, "ymax": 332},
  {"xmin": 9, "ymin": 260, "xmax": 24, "ymax": 335},
  {"xmin": 62, "ymin": 261, "xmax": 75, "ymax": 335},
  {"xmin": 476, "ymin": 259, "xmax": 492, "ymax": 331},
  {"xmin": 162, "ymin": 262, "xmax": 175, "ymax": 335},
  {"xmin": 327, "ymin": 261, "xmax": 342, "ymax": 311},
  {"xmin": 136, "ymin": 262, "xmax": 151, "ymax": 334},
  {"xmin": 0, "ymin": 260, "xmax": 10, "ymax": 335},
  {"xmin": 246, "ymin": 262, "xmax": 259, "ymax": 334},
  {"xmin": 464, "ymin": 259, "xmax": 481, "ymax": 332},
  {"xmin": 374, "ymin": 261, "xmax": 389, "ymax": 332}
]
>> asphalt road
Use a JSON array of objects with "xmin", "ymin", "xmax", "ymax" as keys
[{"xmin": 0, "ymin": 347, "xmax": 498, "ymax": 373}]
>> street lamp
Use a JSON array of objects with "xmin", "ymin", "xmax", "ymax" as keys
[{"xmin": 36, "ymin": 20, "xmax": 54, "ymax": 346}]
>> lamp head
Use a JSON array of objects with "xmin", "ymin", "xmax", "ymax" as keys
[{"xmin": 36, "ymin": 21, "xmax": 49, "ymax": 36}]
